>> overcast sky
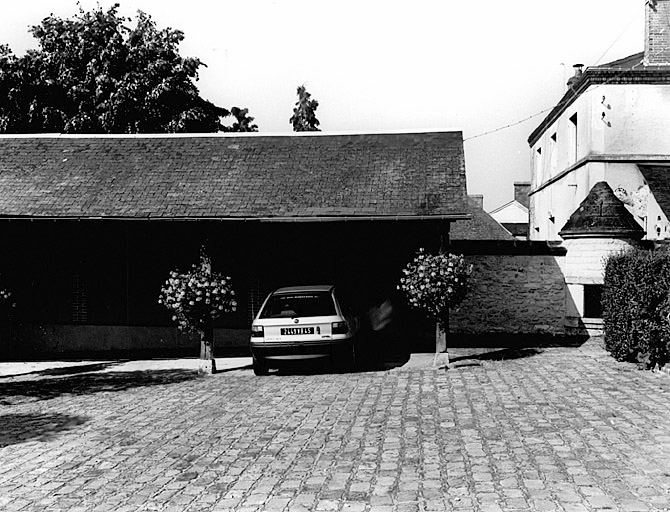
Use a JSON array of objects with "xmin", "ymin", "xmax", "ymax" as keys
[{"xmin": 1, "ymin": 1, "xmax": 645, "ymax": 210}]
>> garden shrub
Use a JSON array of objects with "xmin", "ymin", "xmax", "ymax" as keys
[{"xmin": 602, "ymin": 246, "xmax": 670, "ymax": 369}]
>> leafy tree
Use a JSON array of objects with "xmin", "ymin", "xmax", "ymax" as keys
[
  {"xmin": 0, "ymin": 4, "xmax": 254, "ymax": 133},
  {"xmin": 398, "ymin": 249, "xmax": 472, "ymax": 362},
  {"xmin": 290, "ymin": 84, "xmax": 320, "ymax": 132},
  {"xmin": 158, "ymin": 249, "xmax": 237, "ymax": 374},
  {"xmin": 228, "ymin": 106, "xmax": 258, "ymax": 132}
]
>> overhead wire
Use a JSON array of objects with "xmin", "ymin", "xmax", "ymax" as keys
[
  {"xmin": 593, "ymin": 8, "xmax": 643, "ymax": 66},
  {"xmin": 463, "ymin": 7, "xmax": 646, "ymax": 144},
  {"xmin": 463, "ymin": 109, "xmax": 553, "ymax": 142}
]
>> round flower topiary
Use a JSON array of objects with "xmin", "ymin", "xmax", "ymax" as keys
[
  {"xmin": 398, "ymin": 248, "xmax": 472, "ymax": 327},
  {"xmin": 158, "ymin": 251, "xmax": 237, "ymax": 334}
]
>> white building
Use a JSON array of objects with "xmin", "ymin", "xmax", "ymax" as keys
[
  {"xmin": 489, "ymin": 182, "xmax": 529, "ymax": 239},
  {"xmin": 528, "ymin": 0, "xmax": 670, "ymax": 241}
]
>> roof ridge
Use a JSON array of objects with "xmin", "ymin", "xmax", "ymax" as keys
[{"xmin": 0, "ymin": 128, "xmax": 463, "ymax": 140}]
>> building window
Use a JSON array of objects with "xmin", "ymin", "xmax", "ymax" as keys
[
  {"xmin": 549, "ymin": 133, "xmax": 557, "ymax": 176},
  {"xmin": 583, "ymin": 284, "xmax": 603, "ymax": 318},
  {"xmin": 569, "ymin": 113, "xmax": 578, "ymax": 164}
]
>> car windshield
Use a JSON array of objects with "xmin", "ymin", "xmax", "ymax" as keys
[{"xmin": 260, "ymin": 292, "xmax": 336, "ymax": 318}]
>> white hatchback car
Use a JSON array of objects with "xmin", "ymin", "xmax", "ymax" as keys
[{"xmin": 249, "ymin": 285, "xmax": 360, "ymax": 375}]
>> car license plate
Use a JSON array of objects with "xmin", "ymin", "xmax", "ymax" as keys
[{"xmin": 281, "ymin": 327, "xmax": 314, "ymax": 335}]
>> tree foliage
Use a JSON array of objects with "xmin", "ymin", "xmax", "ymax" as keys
[
  {"xmin": 0, "ymin": 4, "xmax": 253, "ymax": 133},
  {"xmin": 229, "ymin": 107, "xmax": 258, "ymax": 133},
  {"xmin": 290, "ymin": 84, "xmax": 320, "ymax": 132},
  {"xmin": 158, "ymin": 250, "xmax": 237, "ymax": 335},
  {"xmin": 398, "ymin": 249, "xmax": 472, "ymax": 328}
]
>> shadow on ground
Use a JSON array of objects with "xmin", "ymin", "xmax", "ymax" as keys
[
  {"xmin": 450, "ymin": 347, "xmax": 544, "ymax": 364},
  {"xmin": 0, "ymin": 412, "xmax": 89, "ymax": 447},
  {"xmin": 36, "ymin": 361, "xmax": 130, "ymax": 377},
  {"xmin": 0, "ymin": 369, "xmax": 199, "ymax": 403},
  {"xmin": 266, "ymin": 349, "xmax": 410, "ymax": 376},
  {"xmin": 215, "ymin": 364, "xmax": 253, "ymax": 374}
]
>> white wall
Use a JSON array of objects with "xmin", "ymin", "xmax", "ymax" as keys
[
  {"xmin": 489, "ymin": 201, "xmax": 528, "ymax": 224},
  {"xmin": 529, "ymin": 82, "xmax": 670, "ymax": 240}
]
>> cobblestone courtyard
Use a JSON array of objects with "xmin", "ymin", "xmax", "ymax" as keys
[{"xmin": 2, "ymin": 338, "xmax": 670, "ymax": 511}]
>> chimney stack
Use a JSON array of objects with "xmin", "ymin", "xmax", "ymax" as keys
[
  {"xmin": 566, "ymin": 64, "xmax": 584, "ymax": 89},
  {"xmin": 469, "ymin": 194, "xmax": 484, "ymax": 210},
  {"xmin": 644, "ymin": 0, "xmax": 670, "ymax": 66},
  {"xmin": 514, "ymin": 182, "xmax": 530, "ymax": 208}
]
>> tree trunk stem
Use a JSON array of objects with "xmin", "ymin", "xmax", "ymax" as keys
[{"xmin": 198, "ymin": 319, "xmax": 216, "ymax": 374}]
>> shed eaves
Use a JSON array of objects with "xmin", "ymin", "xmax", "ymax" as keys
[{"xmin": 0, "ymin": 132, "xmax": 469, "ymax": 220}]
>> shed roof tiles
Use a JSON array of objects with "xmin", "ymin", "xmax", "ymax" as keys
[
  {"xmin": 0, "ymin": 132, "xmax": 469, "ymax": 221},
  {"xmin": 450, "ymin": 197, "xmax": 515, "ymax": 241}
]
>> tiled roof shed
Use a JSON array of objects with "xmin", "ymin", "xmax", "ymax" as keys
[{"xmin": 0, "ymin": 132, "xmax": 470, "ymax": 221}]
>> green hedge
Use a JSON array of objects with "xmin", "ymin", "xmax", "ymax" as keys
[{"xmin": 603, "ymin": 247, "xmax": 670, "ymax": 369}]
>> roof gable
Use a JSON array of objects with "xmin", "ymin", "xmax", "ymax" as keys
[
  {"xmin": 0, "ymin": 132, "xmax": 468, "ymax": 220},
  {"xmin": 489, "ymin": 200, "xmax": 529, "ymax": 223}
]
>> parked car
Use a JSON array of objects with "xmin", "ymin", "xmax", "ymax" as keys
[{"xmin": 249, "ymin": 285, "xmax": 360, "ymax": 375}]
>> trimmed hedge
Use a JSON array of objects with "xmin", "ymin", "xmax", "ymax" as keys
[{"xmin": 603, "ymin": 247, "xmax": 670, "ymax": 369}]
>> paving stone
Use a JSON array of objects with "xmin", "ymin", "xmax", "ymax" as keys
[{"xmin": 2, "ymin": 338, "xmax": 670, "ymax": 511}]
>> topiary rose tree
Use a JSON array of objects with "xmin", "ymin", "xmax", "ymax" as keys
[
  {"xmin": 398, "ymin": 248, "xmax": 472, "ymax": 365},
  {"xmin": 159, "ymin": 248, "xmax": 237, "ymax": 374}
]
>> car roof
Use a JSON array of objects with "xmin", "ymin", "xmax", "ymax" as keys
[{"xmin": 272, "ymin": 285, "xmax": 335, "ymax": 294}]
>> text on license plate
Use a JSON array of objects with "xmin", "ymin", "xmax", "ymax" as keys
[{"xmin": 281, "ymin": 327, "xmax": 315, "ymax": 335}]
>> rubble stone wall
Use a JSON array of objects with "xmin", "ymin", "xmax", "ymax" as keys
[{"xmin": 449, "ymin": 242, "xmax": 568, "ymax": 335}]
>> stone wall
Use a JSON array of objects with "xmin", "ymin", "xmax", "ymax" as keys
[{"xmin": 449, "ymin": 241, "xmax": 568, "ymax": 335}]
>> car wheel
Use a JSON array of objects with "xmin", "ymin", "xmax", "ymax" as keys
[{"xmin": 253, "ymin": 356, "xmax": 268, "ymax": 376}]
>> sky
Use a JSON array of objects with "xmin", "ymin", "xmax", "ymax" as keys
[{"xmin": 0, "ymin": 0, "xmax": 646, "ymax": 210}]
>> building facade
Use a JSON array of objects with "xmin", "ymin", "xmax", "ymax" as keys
[
  {"xmin": 489, "ymin": 182, "xmax": 530, "ymax": 239},
  {"xmin": 528, "ymin": 0, "xmax": 670, "ymax": 242}
]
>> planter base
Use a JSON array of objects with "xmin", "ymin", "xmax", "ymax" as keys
[
  {"xmin": 434, "ymin": 351, "xmax": 450, "ymax": 369},
  {"xmin": 435, "ymin": 323, "xmax": 449, "ymax": 369},
  {"xmin": 198, "ymin": 358, "xmax": 217, "ymax": 375}
]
